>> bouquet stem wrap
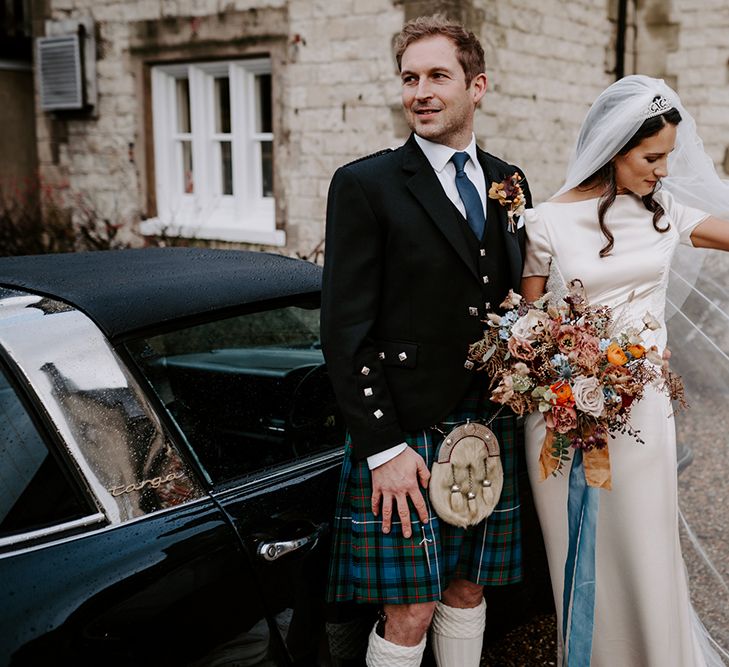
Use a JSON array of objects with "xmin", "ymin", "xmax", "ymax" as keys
[{"xmin": 539, "ymin": 428, "xmax": 612, "ymax": 490}]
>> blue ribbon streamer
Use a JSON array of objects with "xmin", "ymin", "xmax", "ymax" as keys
[{"xmin": 562, "ymin": 449, "xmax": 600, "ymax": 667}]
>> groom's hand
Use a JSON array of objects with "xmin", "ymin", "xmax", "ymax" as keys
[{"xmin": 371, "ymin": 447, "xmax": 430, "ymax": 539}]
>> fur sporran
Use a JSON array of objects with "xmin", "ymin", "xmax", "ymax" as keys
[{"xmin": 429, "ymin": 422, "xmax": 503, "ymax": 528}]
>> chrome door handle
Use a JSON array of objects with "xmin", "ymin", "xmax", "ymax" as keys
[{"xmin": 257, "ymin": 525, "xmax": 323, "ymax": 562}]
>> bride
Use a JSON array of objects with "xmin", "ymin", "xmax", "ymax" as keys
[{"xmin": 520, "ymin": 74, "xmax": 729, "ymax": 666}]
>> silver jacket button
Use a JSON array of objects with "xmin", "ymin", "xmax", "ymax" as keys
[
  {"xmin": 469, "ymin": 306, "xmax": 478, "ymax": 316},
  {"xmin": 464, "ymin": 360, "xmax": 475, "ymax": 370},
  {"xmin": 364, "ymin": 387, "xmax": 373, "ymax": 397},
  {"xmin": 378, "ymin": 352, "xmax": 386, "ymax": 360},
  {"xmin": 398, "ymin": 352, "xmax": 407, "ymax": 362},
  {"xmin": 479, "ymin": 248, "xmax": 486, "ymax": 256},
  {"xmin": 374, "ymin": 409, "xmax": 384, "ymax": 419},
  {"xmin": 361, "ymin": 366, "xmax": 370, "ymax": 375},
  {"xmin": 482, "ymin": 275, "xmax": 489, "ymax": 284}
]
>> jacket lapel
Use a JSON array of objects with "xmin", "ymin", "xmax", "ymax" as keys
[
  {"xmin": 403, "ymin": 137, "xmax": 480, "ymax": 282},
  {"xmin": 478, "ymin": 148, "xmax": 524, "ymax": 289}
]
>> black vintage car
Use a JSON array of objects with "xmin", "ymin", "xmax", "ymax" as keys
[
  {"xmin": 0, "ymin": 248, "xmax": 346, "ymax": 666},
  {"xmin": 0, "ymin": 248, "xmax": 559, "ymax": 667}
]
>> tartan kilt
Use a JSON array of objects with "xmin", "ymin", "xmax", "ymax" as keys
[{"xmin": 326, "ymin": 389, "xmax": 522, "ymax": 605}]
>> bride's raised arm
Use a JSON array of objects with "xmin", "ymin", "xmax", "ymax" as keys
[{"xmin": 689, "ymin": 215, "xmax": 729, "ymax": 250}]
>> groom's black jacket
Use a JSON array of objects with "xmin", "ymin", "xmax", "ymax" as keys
[{"xmin": 321, "ymin": 134, "xmax": 532, "ymax": 460}]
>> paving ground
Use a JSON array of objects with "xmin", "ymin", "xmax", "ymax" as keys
[{"xmin": 481, "ymin": 613, "xmax": 557, "ymax": 666}]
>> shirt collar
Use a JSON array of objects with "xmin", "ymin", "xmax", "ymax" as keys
[{"xmin": 413, "ymin": 133, "xmax": 479, "ymax": 173}]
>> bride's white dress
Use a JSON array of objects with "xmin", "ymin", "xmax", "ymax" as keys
[{"xmin": 522, "ymin": 190, "xmax": 719, "ymax": 666}]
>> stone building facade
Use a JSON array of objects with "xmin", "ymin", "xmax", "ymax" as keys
[{"xmin": 29, "ymin": 0, "xmax": 729, "ymax": 257}]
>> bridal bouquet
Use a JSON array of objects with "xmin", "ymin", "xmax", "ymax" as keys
[{"xmin": 468, "ymin": 280, "xmax": 685, "ymax": 489}]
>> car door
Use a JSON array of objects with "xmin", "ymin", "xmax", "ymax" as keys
[
  {"xmin": 0, "ymin": 291, "xmax": 284, "ymax": 667},
  {"xmin": 125, "ymin": 296, "xmax": 346, "ymax": 665}
]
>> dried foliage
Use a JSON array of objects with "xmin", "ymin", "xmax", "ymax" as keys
[{"xmin": 0, "ymin": 176, "xmax": 129, "ymax": 256}]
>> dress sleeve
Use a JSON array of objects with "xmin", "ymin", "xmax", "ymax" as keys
[
  {"xmin": 522, "ymin": 207, "xmax": 553, "ymax": 277},
  {"xmin": 656, "ymin": 189, "xmax": 711, "ymax": 246}
]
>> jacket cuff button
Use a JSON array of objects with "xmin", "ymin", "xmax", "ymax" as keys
[
  {"xmin": 398, "ymin": 352, "xmax": 407, "ymax": 361},
  {"xmin": 361, "ymin": 366, "xmax": 371, "ymax": 375},
  {"xmin": 468, "ymin": 306, "xmax": 478, "ymax": 316},
  {"xmin": 378, "ymin": 352, "xmax": 386, "ymax": 360},
  {"xmin": 464, "ymin": 360, "xmax": 475, "ymax": 370}
]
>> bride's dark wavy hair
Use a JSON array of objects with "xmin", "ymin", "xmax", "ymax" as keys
[{"xmin": 580, "ymin": 97, "xmax": 682, "ymax": 257}]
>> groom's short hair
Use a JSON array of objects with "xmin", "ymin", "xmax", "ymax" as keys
[{"xmin": 394, "ymin": 14, "xmax": 485, "ymax": 86}]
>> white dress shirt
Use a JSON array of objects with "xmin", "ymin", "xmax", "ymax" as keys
[{"xmin": 366, "ymin": 133, "xmax": 487, "ymax": 470}]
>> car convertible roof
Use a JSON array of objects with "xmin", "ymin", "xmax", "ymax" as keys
[{"xmin": 0, "ymin": 248, "xmax": 322, "ymax": 341}]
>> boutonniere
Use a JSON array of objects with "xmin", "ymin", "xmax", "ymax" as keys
[{"xmin": 488, "ymin": 172, "xmax": 526, "ymax": 233}]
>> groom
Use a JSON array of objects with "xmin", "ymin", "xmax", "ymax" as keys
[{"xmin": 321, "ymin": 15, "xmax": 532, "ymax": 667}]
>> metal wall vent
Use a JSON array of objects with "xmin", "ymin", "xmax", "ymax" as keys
[{"xmin": 37, "ymin": 34, "xmax": 84, "ymax": 111}]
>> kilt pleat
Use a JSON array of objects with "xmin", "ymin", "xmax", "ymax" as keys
[{"xmin": 327, "ymin": 389, "xmax": 522, "ymax": 605}]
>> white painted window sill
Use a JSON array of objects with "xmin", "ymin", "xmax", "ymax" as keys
[{"xmin": 139, "ymin": 218, "xmax": 286, "ymax": 247}]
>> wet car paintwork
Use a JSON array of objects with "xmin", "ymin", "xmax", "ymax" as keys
[{"xmin": 0, "ymin": 249, "xmax": 343, "ymax": 667}]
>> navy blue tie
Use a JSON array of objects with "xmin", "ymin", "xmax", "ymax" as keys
[{"xmin": 451, "ymin": 151, "xmax": 486, "ymax": 240}]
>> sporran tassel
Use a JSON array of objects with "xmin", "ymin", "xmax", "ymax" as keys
[
  {"xmin": 450, "ymin": 464, "xmax": 466, "ymax": 514},
  {"xmin": 451, "ymin": 489, "xmax": 466, "ymax": 515},
  {"xmin": 481, "ymin": 457, "xmax": 493, "ymax": 502},
  {"xmin": 466, "ymin": 466, "xmax": 478, "ymax": 517}
]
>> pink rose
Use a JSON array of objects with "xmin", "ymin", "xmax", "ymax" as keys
[
  {"xmin": 571, "ymin": 376, "xmax": 605, "ymax": 418},
  {"xmin": 507, "ymin": 334, "xmax": 536, "ymax": 360},
  {"xmin": 545, "ymin": 405, "xmax": 577, "ymax": 434},
  {"xmin": 510, "ymin": 309, "xmax": 548, "ymax": 342},
  {"xmin": 574, "ymin": 333, "xmax": 601, "ymax": 366}
]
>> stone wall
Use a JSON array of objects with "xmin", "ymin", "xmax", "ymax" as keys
[
  {"xmin": 273, "ymin": 0, "xmax": 614, "ymax": 251},
  {"xmin": 34, "ymin": 0, "xmax": 728, "ymax": 255},
  {"xmin": 667, "ymin": 0, "xmax": 729, "ymax": 177},
  {"xmin": 282, "ymin": 0, "xmax": 404, "ymax": 255},
  {"xmin": 474, "ymin": 0, "xmax": 612, "ymax": 201}
]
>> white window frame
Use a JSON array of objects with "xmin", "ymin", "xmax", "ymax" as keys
[{"xmin": 142, "ymin": 58, "xmax": 283, "ymax": 246}]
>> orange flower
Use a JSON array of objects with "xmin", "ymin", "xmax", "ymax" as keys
[
  {"xmin": 606, "ymin": 342, "xmax": 628, "ymax": 366},
  {"xmin": 627, "ymin": 344, "xmax": 645, "ymax": 359},
  {"xmin": 550, "ymin": 380, "xmax": 574, "ymax": 405}
]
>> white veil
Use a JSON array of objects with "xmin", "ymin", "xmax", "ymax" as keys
[
  {"xmin": 556, "ymin": 75, "xmax": 729, "ymax": 320},
  {"xmin": 556, "ymin": 74, "xmax": 729, "ymax": 217},
  {"xmin": 558, "ymin": 74, "xmax": 729, "ymax": 663}
]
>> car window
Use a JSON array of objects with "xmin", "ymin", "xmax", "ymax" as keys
[
  {"xmin": 0, "ymin": 363, "xmax": 93, "ymax": 540},
  {"xmin": 126, "ymin": 304, "xmax": 344, "ymax": 485}
]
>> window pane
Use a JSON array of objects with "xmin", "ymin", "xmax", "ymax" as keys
[
  {"xmin": 261, "ymin": 140, "xmax": 273, "ymax": 198},
  {"xmin": 255, "ymin": 73, "xmax": 272, "ymax": 134},
  {"xmin": 180, "ymin": 140, "xmax": 193, "ymax": 194},
  {"xmin": 126, "ymin": 305, "xmax": 344, "ymax": 485},
  {"xmin": 176, "ymin": 78, "xmax": 191, "ymax": 133},
  {"xmin": 0, "ymin": 365, "xmax": 91, "ymax": 539},
  {"xmin": 214, "ymin": 76, "xmax": 231, "ymax": 134},
  {"xmin": 220, "ymin": 141, "xmax": 233, "ymax": 196}
]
